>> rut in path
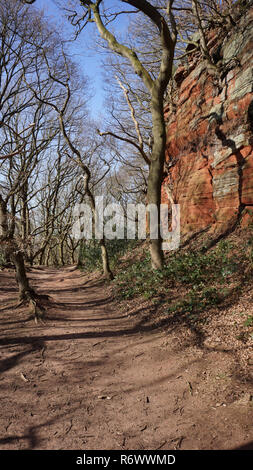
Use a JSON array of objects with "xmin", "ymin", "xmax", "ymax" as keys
[{"xmin": 0, "ymin": 266, "xmax": 252, "ymax": 450}]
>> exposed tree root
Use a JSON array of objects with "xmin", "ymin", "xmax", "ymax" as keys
[
  {"xmin": 0, "ymin": 263, "xmax": 15, "ymax": 270},
  {"xmin": 29, "ymin": 298, "xmax": 46, "ymax": 324},
  {"xmin": 0, "ymin": 302, "xmax": 18, "ymax": 312},
  {"xmin": 17, "ymin": 290, "xmax": 51, "ymax": 324},
  {"xmin": 102, "ymin": 271, "xmax": 114, "ymax": 281}
]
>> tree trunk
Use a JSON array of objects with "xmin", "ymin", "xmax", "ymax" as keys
[
  {"xmin": 60, "ymin": 239, "xmax": 65, "ymax": 266},
  {"xmin": 82, "ymin": 173, "xmax": 114, "ymax": 279},
  {"xmin": 77, "ymin": 239, "xmax": 84, "ymax": 267},
  {"xmin": 21, "ymin": 183, "xmax": 32, "ymax": 264},
  {"xmin": 100, "ymin": 239, "xmax": 114, "ymax": 280},
  {"xmin": 0, "ymin": 195, "xmax": 10, "ymax": 263},
  {"xmin": 45, "ymin": 247, "xmax": 50, "ymax": 266},
  {"xmin": 1, "ymin": 194, "xmax": 34, "ymax": 299},
  {"xmin": 11, "ymin": 249, "xmax": 33, "ymax": 301},
  {"xmin": 147, "ymin": 89, "xmax": 166, "ymax": 269}
]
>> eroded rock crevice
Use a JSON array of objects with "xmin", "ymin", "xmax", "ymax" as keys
[{"xmin": 163, "ymin": 6, "xmax": 253, "ymax": 238}]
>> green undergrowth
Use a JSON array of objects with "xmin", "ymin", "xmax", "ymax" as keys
[
  {"xmin": 79, "ymin": 233, "xmax": 253, "ymax": 332},
  {"xmin": 0, "ymin": 249, "xmax": 6, "ymax": 267},
  {"xmin": 78, "ymin": 239, "xmax": 139, "ymax": 272},
  {"xmin": 111, "ymin": 236, "xmax": 252, "ymax": 327},
  {"xmin": 114, "ymin": 239, "xmax": 239, "ymax": 298}
]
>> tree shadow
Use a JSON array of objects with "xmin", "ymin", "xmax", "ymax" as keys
[
  {"xmin": 0, "ymin": 403, "xmax": 83, "ymax": 449},
  {"xmin": 47, "ymin": 313, "xmax": 128, "ymax": 323},
  {"xmin": 55, "ymin": 297, "xmax": 114, "ymax": 310},
  {"xmin": 231, "ymin": 441, "xmax": 253, "ymax": 450},
  {"xmin": 0, "ymin": 287, "xmax": 18, "ymax": 293},
  {"xmin": 0, "ymin": 277, "xmax": 248, "ymax": 351},
  {"xmin": 33, "ymin": 285, "xmax": 90, "ymax": 295},
  {"xmin": 0, "ymin": 341, "xmax": 44, "ymax": 375},
  {"xmin": 35, "ymin": 279, "xmax": 106, "ymax": 295}
]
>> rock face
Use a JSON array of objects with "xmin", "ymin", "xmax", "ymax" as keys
[{"xmin": 162, "ymin": 6, "xmax": 253, "ymax": 238}]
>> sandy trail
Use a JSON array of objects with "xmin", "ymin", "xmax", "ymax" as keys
[{"xmin": 0, "ymin": 266, "xmax": 252, "ymax": 450}]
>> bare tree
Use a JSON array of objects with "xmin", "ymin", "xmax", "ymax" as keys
[
  {"xmin": 0, "ymin": 0, "xmax": 52, "ymax": 306},
  {"xmin": 65, "ymin": 0, "xmax": 177, "ymax": 269},
  {"xmin": 22, "ymin": 0, "xmax": 244, "ymax": 273},
  {"xmin": 0, "ymin": 0, "xmax": 79, "ymax": 316},
  {"xmin": 22, "ymin": 42, "xmax": 114, "ymax": 279}
]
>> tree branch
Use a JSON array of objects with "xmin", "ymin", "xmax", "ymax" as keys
[
  {"xmin": 0, "ymin": 144, "xmax": 25, "ymax": 160},
  {"xmin": 97, "ymin": 128, "xmax": 150, "ymax": 166},
  {"xmin": 81, "ymin": 0, "xmax": 154, "ymax": 92}
]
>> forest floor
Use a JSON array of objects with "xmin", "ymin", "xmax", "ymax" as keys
[{"xmin": 0, "ymin": 265, "xmax": 252, "ymax": 450}]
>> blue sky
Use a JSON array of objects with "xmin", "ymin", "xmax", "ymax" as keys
[
  {"xmin": 33, "ymin": 0, "xmax": 130, "ymax": 120},
  {"xmin": 34, "ymin": 0, "xmax": 105, "ymax": 118}
]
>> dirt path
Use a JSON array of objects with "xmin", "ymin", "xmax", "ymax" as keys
[{"xmin": 0, "ymin": 266, "xmax": 252, "ymax": 450}]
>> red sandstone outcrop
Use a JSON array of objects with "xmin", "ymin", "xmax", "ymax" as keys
[{"xmin": 162, "ymin": 6, "xmax": 253, "ymax": 238}]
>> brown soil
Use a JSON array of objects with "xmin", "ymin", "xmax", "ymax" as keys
[{"xmin": 0, "ymin": 266, "xmax": 252, "ymax": 450}]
